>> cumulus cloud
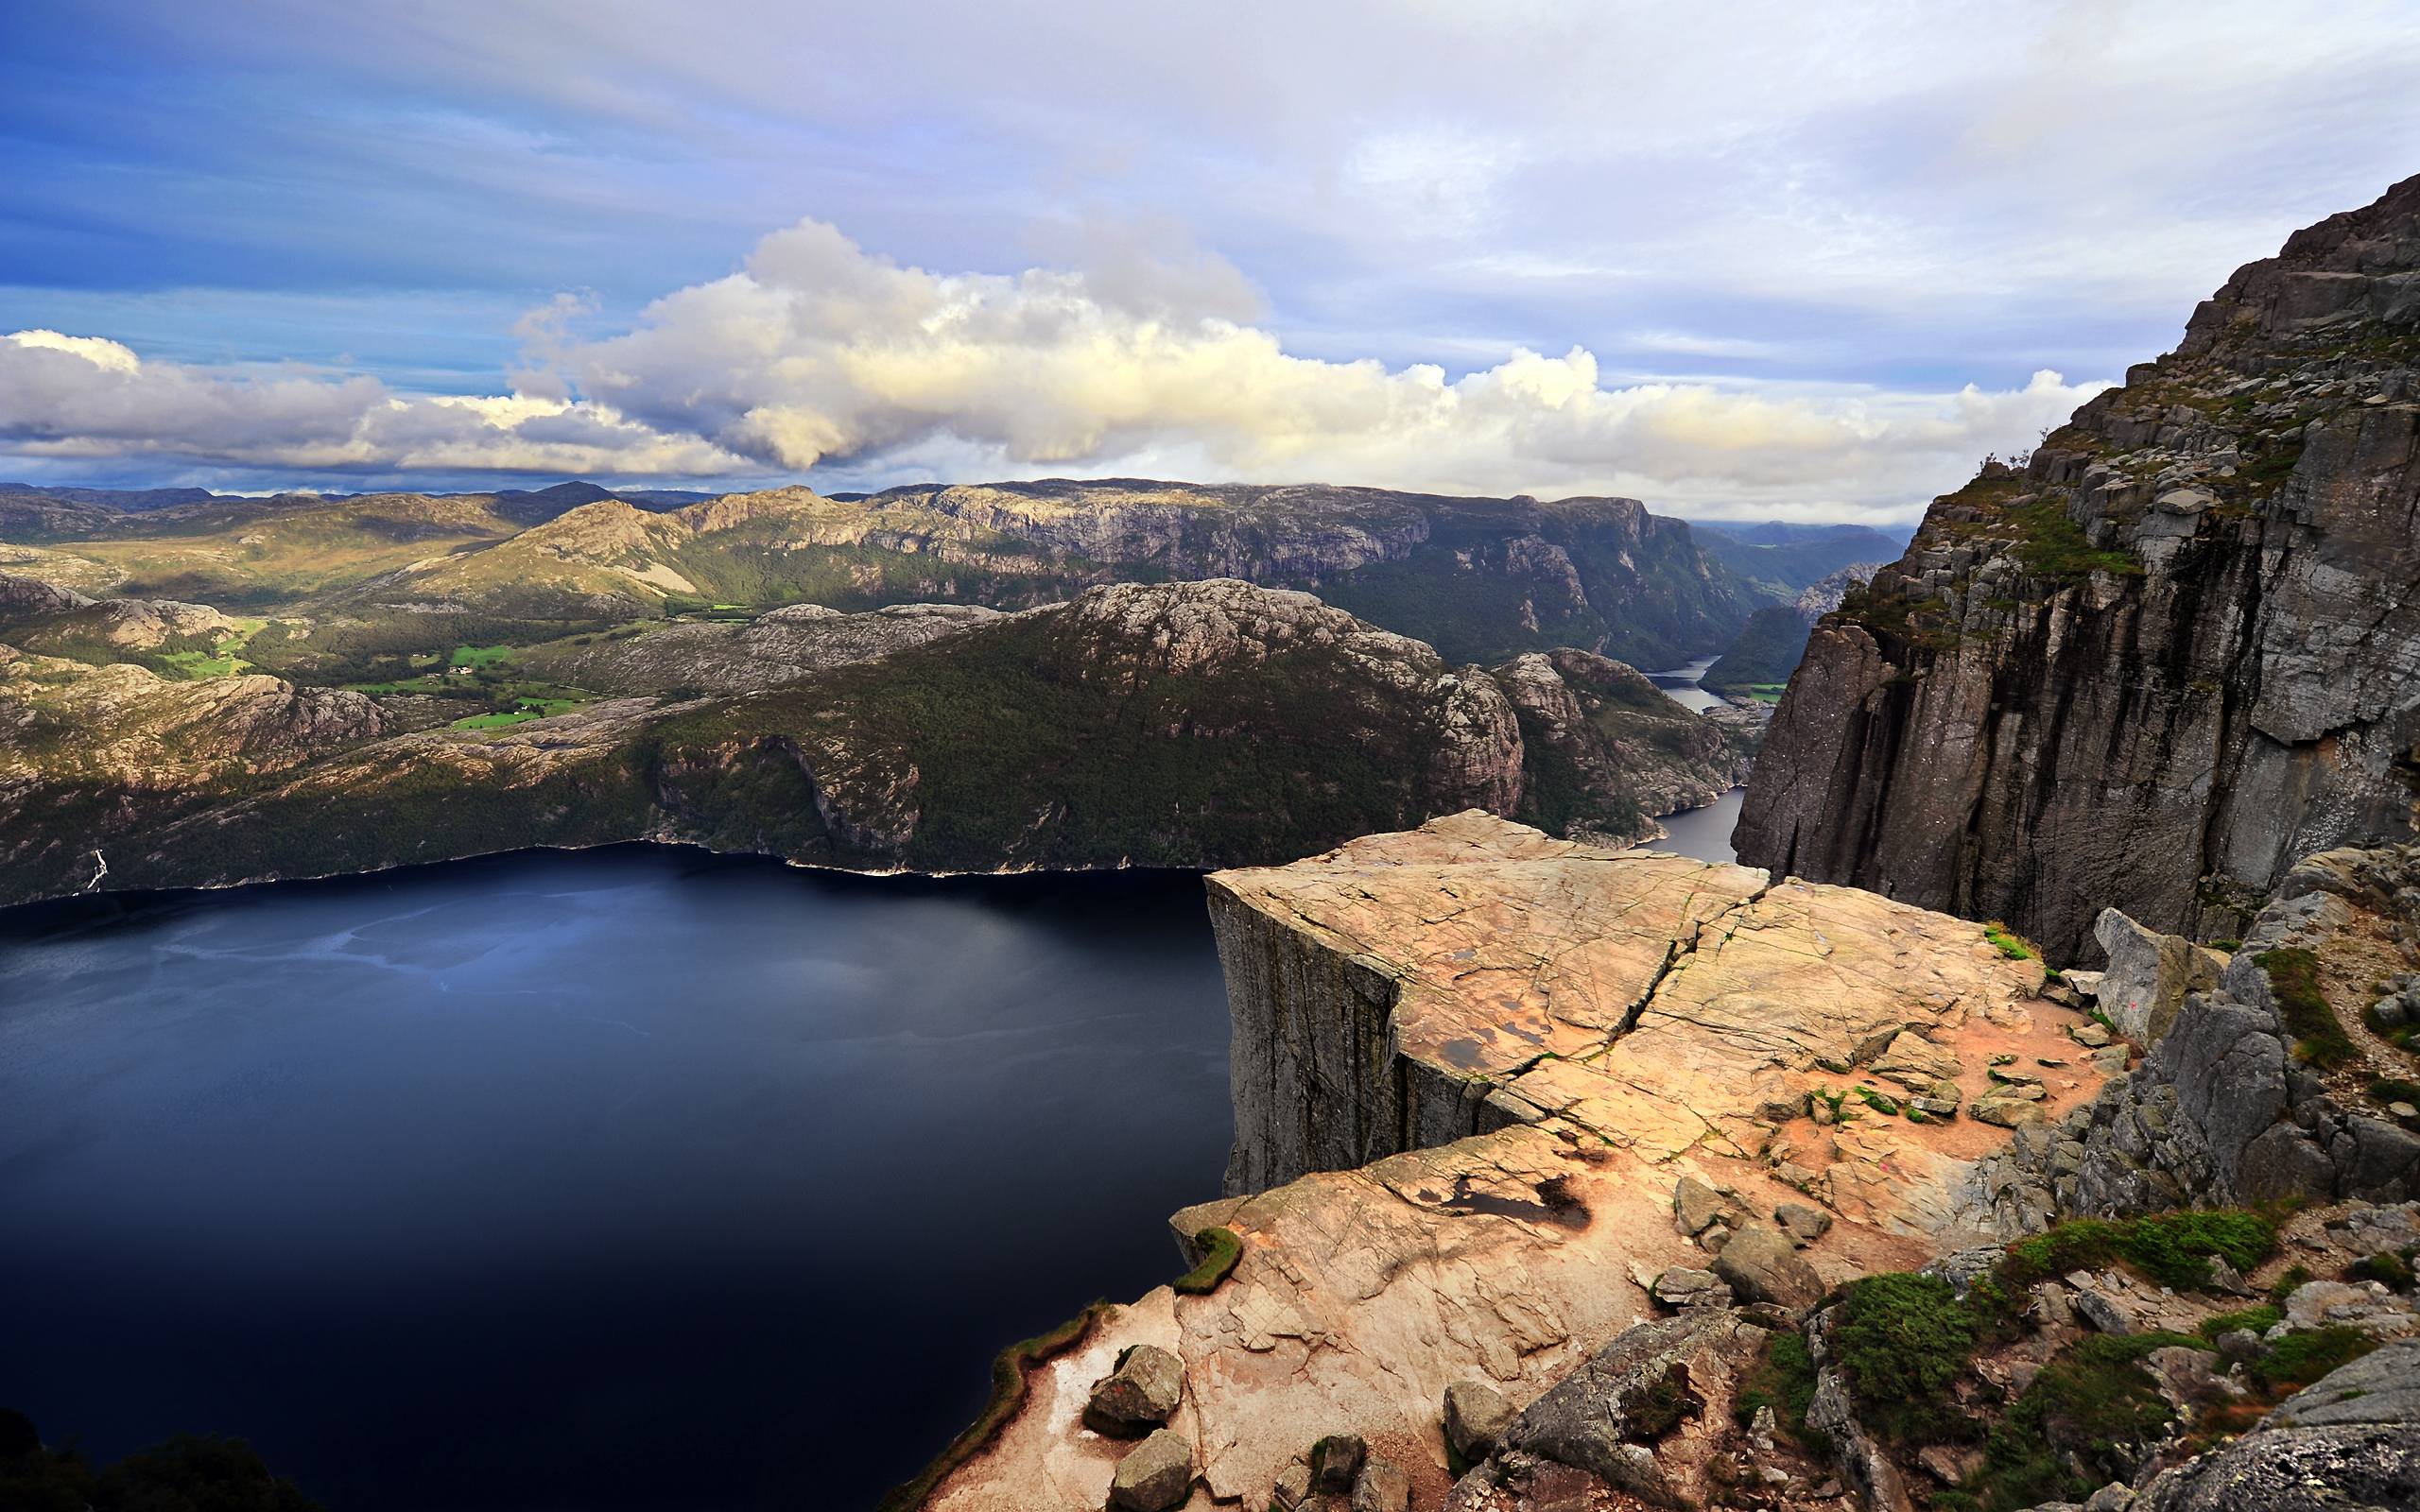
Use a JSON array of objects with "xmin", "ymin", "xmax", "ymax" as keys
[
  {"xmin": 2, "ymin": 217, "xmax": 2106, "ymax": 516},
  {"xmin": 547, "ymin": 217, "xmax": 2104, "ymax": 515}
]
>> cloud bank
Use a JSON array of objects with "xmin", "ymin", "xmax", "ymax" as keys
[{"xmin": 4, "ymin": 221, "xmax": 2104, "ymax": 521}]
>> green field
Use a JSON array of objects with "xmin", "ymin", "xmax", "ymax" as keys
[
  {"xmin": 448, "ymin": 693, "xmax": 592, "ymax": 731},
  {"xmin": 449, "ymin": 644, "xmax": 516, "ymax": 669},
  {"xmin": 155, "ymin": 617, "xmax": 271, "ymax": 679}
]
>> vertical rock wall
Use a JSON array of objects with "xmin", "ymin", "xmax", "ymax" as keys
[{"xmin": 1738, "ymin": 174, "xmax": 2420, "ymax": 962}]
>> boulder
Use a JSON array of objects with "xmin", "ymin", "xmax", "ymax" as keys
[
  {"xmin": 1085, "ymin": 1343, "xmax": 1185, "ymax": 1436},
  {"xmin": 1503, "ymin": 1309, "xmax": 1765, "ymax": 1505},
  {"xmin": 1651, "ymin": 1266, "xmax": 1733, "ymax": 1308},
  {"xmin": 1973, "ymin": 1092, "xmax": 2048, "ymax": 1128},
  {"xmin": 2135, "ymin": 1338, "xmax": 2420, "ymax": 1511},
  {"xmin": 1775, "ymin": 1202, "xmax": 1833, "ymax": 1245},
  {"xmin": 1712, "ymin": 1225, "xmax": 1826, "ymax": 1313},
  {"xmin": 2074, "ymin": 1289, "xmax": 2138, "ymax": 1335},
  {"xmin": 1310, "ymin": 1434, "xmax": 1366, "ymax": 1492},
  {"xmin": 1871, "ymin": 1030, "xmax": 1964, "ymax": 1091},
  {"xmin": 1350, "ymin": 1456, "xmax": 1411, "ymax": 1512},
  {"xmin": 1110, "ymin": 1429, "xmax": 1194, "ymax": 1512},
  {"xmin": 2095, "ymin": 910, "xmax": 2225, "ymax": 1047},
  {"xmin": 1443, "ymin": 1379, "xmax": 1514, "ymax": 1461},
  {"xmin": 1673, "ymin": 1175, "xmax": 1728, "ymax": 1236}
]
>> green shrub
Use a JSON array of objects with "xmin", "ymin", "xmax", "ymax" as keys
[
  {"xmin": 2257, "ymin": 948, "xmax": 2356, "ymax": 1069},
  {"xmin": 1976, "ymin": 1333, "xmax": 2196, "ymax": 1511},
  {"xmin": 2348, "ymin": 1251, "xmax": 2414, "ymax": 1290},
  {"xmin": 1733, "ymin": 1330, "xmax": 1818, "ymax": 1438},
  {"xmin": 1983, "ymin": 922, "xmax": 2034, "ymax": 961},
  {"xmin": 1833, "ymin": 1273, "xmax": 1984, "ymax": 1443},
  {"xmin": 2250, "ymin": 1326, "xmax": 2375, "ymax": 1393},
  {"xmin": 2002, "ymin": 1211, "xmax": 2277, "ymax": 1291},
  {"xmin": 2370, "ymin": 1077, "xmax": 2420, "ymax": 1107},
  {"xmin": 2196, "ymin": 1303, "xmax": 2282, "ymax": 1340},
  {"xmin": 1174, "ymin": 1228, "xmax": 1242, "ymax": 1295}
]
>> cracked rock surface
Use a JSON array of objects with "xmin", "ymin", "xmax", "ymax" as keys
[{"xmin": 930, "ymin": 813, "xmax": 2105, "ymax": 1511}]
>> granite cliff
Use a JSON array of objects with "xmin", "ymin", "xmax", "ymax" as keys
[{"xmin": 1737, "ymin": 176, "xmax": 2420, "ymax": 961}]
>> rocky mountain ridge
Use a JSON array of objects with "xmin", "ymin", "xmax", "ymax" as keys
[
  {"xmin": 1737, "ymin": 174, "xmax": 2420, "ymax": 961},
  {"xmin": 0, "ymin": 578, "xmax": 1748, "ymax": 906}
]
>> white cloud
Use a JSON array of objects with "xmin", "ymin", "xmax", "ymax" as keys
[
  {"xmin": 546, "ymin": 217, "xmax": 2105, "ymax": 514},
  {"xmin": 0, "ymin": 328, "xmax": 747, "ymax": 477},
  {"xmin": 7, "ymin": 330, "xmax": 143, "ymax": 375},
  {"xmin": 3, "ymin": 213, "xmax": 2113, "ymax": 516}
]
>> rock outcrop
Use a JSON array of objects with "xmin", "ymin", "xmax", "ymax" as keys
[
  {"xmin": 1966, "ymin": 844, "xmax": 2420, "ymax": 1232},
  {"xmin": 927, "ymin": 814, "xmax": 2107, "ymax": 1510},
  {"xmin": 1738, "ymin": 175, "xmax": 2420, "ymax": 961},
  {"xmin": 2135, "ymin": 1336, "xmax": 2420, "ymax": 1512}
]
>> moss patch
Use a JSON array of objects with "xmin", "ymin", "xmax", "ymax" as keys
[
  {"xmin": 1982, "ymin": 922, "xmax": 2034, "ymax": 961},
  {"xmin": 872, "ymin": 1300, "xmax": 1113, "ymax": 1512},
  {"xmin": 1174, "ymin": 1228, "xmax": 1242, "ymax": 1295},
  {"xmin": 2256, "ymin": 947, "xmax": 2356, "ymax": 1069}
]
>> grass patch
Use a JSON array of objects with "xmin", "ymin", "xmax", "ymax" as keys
[
  {"xmin": 2002, "ymin": 1211, "xmax": 2277, "ymax": 1291},
  {"xmin": 1173, "ymin": 1228, "xmax": 1242, "ymax": 1295},
  {"xmin": 872, "ymin": 1300, "xmax": 1114, "ymax": 1512},
  {"xmin": 1982, "ymin": 922, "xmax": 2034, "ymax": 961},
  {"xmin": 2006, "ymin": 498, "xmax": 2143, "ymax": 582},
  {"xmin": 2256, "ymin": 948, "xmax": 2357, "ymax": 1070},
  {"xmin": 448, "ymin": 643, "xmax": 516, "ymax": 669}
]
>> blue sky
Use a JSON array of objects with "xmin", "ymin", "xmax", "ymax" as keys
[{"xmin": 2, "ymin": 1, "xmax": 2416, "ymax": 520}]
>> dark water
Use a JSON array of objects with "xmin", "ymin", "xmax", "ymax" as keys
[
  {"xmin": 1642, "ymin": 786, "xmax": 1745, "ymax": 863},
  {"xmin": 0, "ymin": 848, "xmax": 1235, "ymax": 1512}
]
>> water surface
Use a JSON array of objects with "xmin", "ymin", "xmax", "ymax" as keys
[
  {"xmin": 1642, "ymin": 786, "xmax": 1745, "ymax": 863},
  {"xmin": 1647, "ymin": 655, "xmax": 1724, "ymax": 713},
  {"xmin": 0, "ymin": 847, "xmax": 1233, "ymax": 1512}
]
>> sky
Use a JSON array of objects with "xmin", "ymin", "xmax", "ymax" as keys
[{"xmin": 0, "ymin": 2, "xmax": 2415, "ymax": 523}]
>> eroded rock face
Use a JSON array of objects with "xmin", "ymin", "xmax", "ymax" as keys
[
  {"xmin": 1738, "ymin": 175, "xmax": 2420, "ymax": 961},
  {"xmin": 929, "ymin": 815, "xmax": 2105, "ymax": 1512}
]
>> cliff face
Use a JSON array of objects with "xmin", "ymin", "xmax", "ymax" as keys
[{"xmin": 1737, "ymin": 176, "xmax": 2420, "ymax": 960}]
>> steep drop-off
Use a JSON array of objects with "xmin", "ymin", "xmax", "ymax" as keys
[{"xmin": 1738, "ymin": 175, "xmax": 2420, "ymax": 960}]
